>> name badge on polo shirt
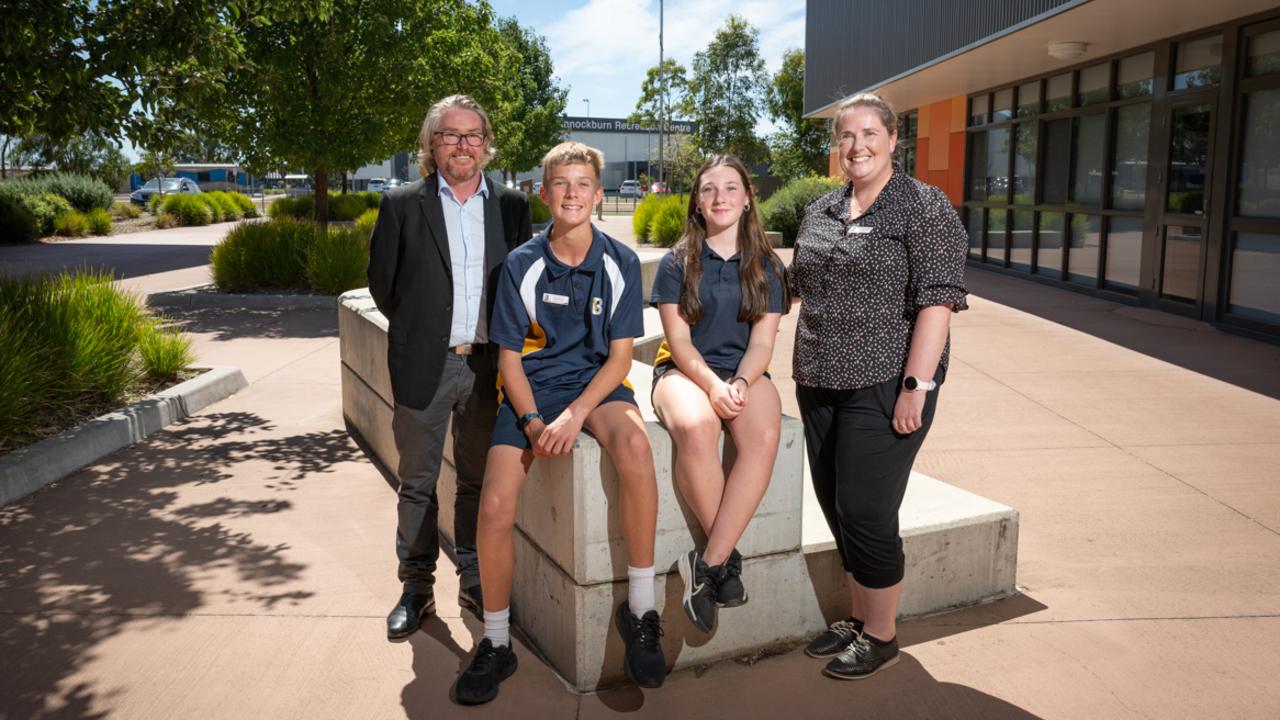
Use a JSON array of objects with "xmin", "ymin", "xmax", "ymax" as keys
[
  {"xmin": 543, "ymin": 292, "xmax": 569, "ymax": 305},
  {"xmin": 846, "ymin": 224, "xmax": 873, "ymax": 236}
]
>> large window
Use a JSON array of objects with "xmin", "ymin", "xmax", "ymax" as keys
[
  {"xmin": 1111, "ymin": 103, "xmax": 1151, "ymax": 211},
  {"xmin": 1237, "ymin": 88, "xmax": 1280, "ymax": 217},
  {"xmin": 1072, "ymin": 114, "xmax": 1105, "ymax": 205}
]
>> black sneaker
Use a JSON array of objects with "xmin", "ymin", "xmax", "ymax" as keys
[
  {"xmin": 823, "ymin": 634, "xmax": 900, "ymax": 680},
  {"xmin": 715, "ymin": 548, "xmax": 748, "ymax": 608},
  {"xmin": 615, "ymin": 601, "xmax": 667, "ymax": 688},
  {"xmin": 804, "ymin": 617, "xmax": 864, "ymax": 658},
  {"xmin": 454, "ymin": 638, "xmax": 518, "ymax": 705},
  {"xmin": 677, "ymin": 548, "xmax": 719, "ymax": 633}
]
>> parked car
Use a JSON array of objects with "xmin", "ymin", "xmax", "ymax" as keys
[
  {"xmin": 367, "ymin": 178, "xmax": 389, "ymax": 193},
  {"xmin": 619, "ymin": 179, "xmax": 644, "ymax": 198},
  {"xmin": 130, "ymin": 177, "xmax": 201, "ymax": 205},
  {"xmin": 649, "ymin": 181, "xmax": 670, "ymax": 194},
  {"xmin": 384, "ymin": 178, "xmax": 403, "ymax": 191}
]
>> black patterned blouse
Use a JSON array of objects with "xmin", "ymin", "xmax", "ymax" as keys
[{"xmin": 791, "ymin": 170, "xmax": 969, "ymax": 390}]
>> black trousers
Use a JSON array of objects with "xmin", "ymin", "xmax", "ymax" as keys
[
  {"xmin": 796, "ymin": 372, "xmax": 941, "ymax": 589},
  {"xmin": 392, "ymin": 351, "xmax": 497, "ymax": 593}
]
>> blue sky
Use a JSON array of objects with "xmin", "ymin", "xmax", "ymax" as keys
[{"xmin": 487, "ymin": 0, "xmax": 805, "ymax": 129}]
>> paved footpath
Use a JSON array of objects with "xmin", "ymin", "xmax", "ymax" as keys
[{"xmin": 2, "ymin": 222, "xmax": 1280, "ymax": 718}]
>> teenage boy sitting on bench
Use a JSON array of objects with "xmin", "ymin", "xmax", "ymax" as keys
[{"xmin": 453, "ymin": 142, "xmax": 666, "ymax": 705}]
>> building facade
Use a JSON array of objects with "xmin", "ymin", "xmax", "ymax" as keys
[
  {"xmin": 514, "ymin": 116, "xmax": 696, "ymax": 192},
  {"xmin": 806, "ymin": 0, "xmax": 1280, "ymax": 340}
]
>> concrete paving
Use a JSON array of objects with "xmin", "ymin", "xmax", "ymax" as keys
[{"xmin": 3, "ymin": 221, "xmax": 1280, "ymax": 718}]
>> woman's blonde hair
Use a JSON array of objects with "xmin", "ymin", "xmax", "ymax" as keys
[{"xmin": 830, "ymin": 92, "xmax": 898, "ymax": 141}]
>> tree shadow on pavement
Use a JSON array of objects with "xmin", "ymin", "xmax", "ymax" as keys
[
  {"xmin": 0, "ymin": 243, "xmax": 212, "ymax": 281},
  {"xmin": 161, "ymin": 305, "xmax": 339, "ymax": 342},
  {"xmin": 0, "ymin": 411, "xmax": 361, "ymax": 719}
]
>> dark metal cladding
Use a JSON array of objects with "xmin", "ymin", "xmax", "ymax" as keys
[{"xmin": 804, "ymin": 0, "xmax": 1080, "ymax": 116}]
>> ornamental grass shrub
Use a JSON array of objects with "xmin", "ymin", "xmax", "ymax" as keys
[
  {"xmin": 306, "ymin": 225, "xmax": 370, "ymax": 295},
  {"xmin": 137, "ymin": 322, "xmax": 194, "ymax": 381},
  {"xmin": 355, "ymin": 209, "xmax": 378, "ymax": 239},
  {"xmin": 0, "ymin": 270, "xmax": 190, "ymax": 451},
  {"xmin": 210, "ymin": 216, "xmax": 319, "ymax": 291},
  {"xmin": 529, "ymin": 193, "xmax": 551, "ymax": 224},
  {"xmin": 228, "ymin": 192, "xmax": 258, "ymax": 217},
  {"xmin": 329, "ymin": 193, "xmax": 367, "ymax": 222},
  {"xmin": 111, "ymin": 201, "xmax": 141, "ymax": 219},
  {"xmin": 632, "ymin": 193, "xmax": 664, "ymax": 242},
  {"xmin": 269, "ymin": 195, "xmax": 313, "ymax": 219},
  {"xmin": 0, "ymin": 195, "xmax": 39, "ymax": 244},
  {"xmin": 758, "ymin": 175, "xmax": 844, "ymax": 247},
  {"xmin": 160, "ymin": 194, "xmax": 213, "ymax": 226},
  {"xmin": 86, "ymin": 207, "xmax": 112, "ymax": 235},
  {"xmin": 53, "ymin": 210, "xmax": 90, "ymax": 237},
  {"xmin": 202, "ymin": 191, "xmax": 241, "ymax": 222},
  {"xmin": 649, "ymin": 196, "xmax": 688, "ymax": 248},
  {"xmin": 9, "ymin": 193, "xmax": 75, "ymax": 235}
]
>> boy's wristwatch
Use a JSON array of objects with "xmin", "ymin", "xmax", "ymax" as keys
[
  {"xmin": 517, "ymin": 412, "xmax": 543, "ymax": 430},
  {"xmin": 903, "ymin": 376, "xmax": 937, "ymax": 392}
]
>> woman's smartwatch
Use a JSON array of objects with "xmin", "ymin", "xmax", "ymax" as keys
[
  {"xmin": 517, "ymin": 412, "xmax": 543, "ymax": 430},
  {"xmin": 903, "ymin": 376, "xmax": 937, "ymax": 392}
]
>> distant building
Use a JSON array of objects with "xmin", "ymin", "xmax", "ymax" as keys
[
  {"xmin": 129, "ymin": 163, "xmax": 261, "ymax": 191},
  {"xmin": 514, "ymin": 116, "xmax": 697, "ymax": 192}
]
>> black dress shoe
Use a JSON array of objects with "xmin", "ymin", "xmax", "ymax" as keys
[
  {"xmin": 387, "ymin": 590, "xmax": 435, "ymax": 639},
  {"xmin": 458, "ymin": 583, "xmax": 484, "ymax": 619}
]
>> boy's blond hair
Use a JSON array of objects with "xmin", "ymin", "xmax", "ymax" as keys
[{"xmin": 541, "ymin": 141, "xmax": 604, "ymax": 180}]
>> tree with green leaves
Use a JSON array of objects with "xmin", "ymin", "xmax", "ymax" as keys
[
  {"xmin": 686, "ymin": 16, "xmax": 770, "ymax": 167},
  {"xmin": 489, "ymin": 17, "xmax": 569, "ymax": 185},
  {"xmin": 133, "ymin": 150, "xmax": 176, "ymax": 197},
  {"xmin": 198, "ymin": 0, "xmax": 513, "ymax": 224},
  {"xmin": 628, "ymin": 59, "xmax": 690, "ymax": 129},
  {"xmin": 10, "ymin": 132, "xmax": 133, "ymax": 190},
  {"xmin": 766, "ymin": 49, "xmax": 829, "ymax": 181}
]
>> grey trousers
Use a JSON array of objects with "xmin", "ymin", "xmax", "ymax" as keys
[{"xmin": 392, "ymin": 350, "xmax": 497, "ymax": 593}]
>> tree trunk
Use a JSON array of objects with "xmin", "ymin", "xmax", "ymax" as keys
[
  {"xmin": 315, "ymin": 166, "xmax": 329, "ymax": 228},
  {"xmin": 342, "ymin": 171, "xmax": 349, "ymax": 193},
  {"xmin": 1, "ymin": 136, "xmax": 8, "ymax": 179}
]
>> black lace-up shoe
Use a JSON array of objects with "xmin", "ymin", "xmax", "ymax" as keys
[
  {"xmin": 677, "ymin": 548, "xmax": 719, "ymax": 633},
  {"xmin": 804, "ymin": 617, "xmax": 864, "ymax": 658},
  {"xmin": 455, "ymin": 638, "xmax": 518, "ymax": 705},
  {"xmin": 823, "ymin": 634, "xmax": 900, "ymax": 680},
  {"xmin": 615, "ymin": 601, "xmax": 667, "ymax": 688},
  {"xmin": 716, "ymin": 548, "xmax": 747, "ymax": 608},
  {"xmin": 387, "ymin": 590, "xmax": 435, "ymax": 639}
]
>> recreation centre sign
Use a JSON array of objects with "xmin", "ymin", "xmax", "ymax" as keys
[{"xmin": 562, "ymin": 116, "xmax": 697, "ymax": 134}]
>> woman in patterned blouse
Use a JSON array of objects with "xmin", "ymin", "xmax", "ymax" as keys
[{"xmin": 790, "ymin": 93, "xmax": 968, "ymax": 681}]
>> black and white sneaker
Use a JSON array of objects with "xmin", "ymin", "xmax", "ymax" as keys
[
  {"xmin": 716, "ymin": 548, "xmax": 747, "ymax": 608},
  {"xmin": 823, "ymin": 634, "xmax": 900, "ymax": 680},
  {"xmin": 615, "ymin": 601, "xmax": 667, "ymax": 688},
  {"xmin": 804, "ymin": 617, "xmax": 865, "ymax": 658},
  {"xmin": 454, "ymin": 638, "xmax": 518, "ymax": 705},
  {"xmin": 677, "ymin": 548, "xmax": 719, "ymax": 633}
]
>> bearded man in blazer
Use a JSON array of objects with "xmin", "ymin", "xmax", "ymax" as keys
[{"xmin": 367, "ymin": 95, "xmax": 532, "ymax": 639}]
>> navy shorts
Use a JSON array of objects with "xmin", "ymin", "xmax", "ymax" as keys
[
  {"xmin": 490, "ymin": 383, "xmax": 637, "ymax": 449},
  {"xmin": 651, "ymin": 362, "xmax": 769, "ymax": 403}
]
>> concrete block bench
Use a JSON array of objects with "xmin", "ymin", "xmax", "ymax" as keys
[{"xmin": 339, "ymin": 288, "xmax": 1018, "ymax": 691}]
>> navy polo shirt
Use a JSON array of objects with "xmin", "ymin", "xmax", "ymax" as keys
[
  {"xmin": 649, "ymin": 245, "xmax": 785, "ymax": 372},
  {"xmin": 490, "ymin": 225, "xmax": 644, "ymax": 405}
]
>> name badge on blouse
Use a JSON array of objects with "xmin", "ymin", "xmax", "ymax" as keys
[
  {"xmin": 542, "ymin": 292, "xmax": 569, "ymax": 305},
  {"xmin": 846, "ymin": 225, "xmax": 873, "ymax": 236}
]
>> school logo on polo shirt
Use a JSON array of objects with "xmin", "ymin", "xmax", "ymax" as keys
[{"xmin": 592, "ymin": 297, "xmax": 603, "ymax": 315}]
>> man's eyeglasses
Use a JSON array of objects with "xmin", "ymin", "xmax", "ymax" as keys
[{"xmin": 433, "ymin": 131, "xmax": 486, "ymax": 147}]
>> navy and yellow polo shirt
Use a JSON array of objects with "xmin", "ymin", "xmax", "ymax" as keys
[
  {"xmin": 649, "ymin": 245, "xmax": 786, "ymax": 372},
  {"xmin": 490, "ymin": 225, "xmax": 644, "ymax": 405}
]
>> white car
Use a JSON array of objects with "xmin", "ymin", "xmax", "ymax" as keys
[
  {"xmin": 619, "ymin": 179, "xmax": 643, "ymax": 198},
  {"xmin": 130, "ymin": 177, "xmax": 201, "ymax": 205}
]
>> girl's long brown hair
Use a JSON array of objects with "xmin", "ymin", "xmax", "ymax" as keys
[{"xmin": 674, "ymin": 156, "xmax": 791, "ymax": 325}]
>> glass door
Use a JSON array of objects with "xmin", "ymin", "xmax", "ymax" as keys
[{"xmin": 1155, "ymin": 98, "xmax": 1216, "ymax": 311}]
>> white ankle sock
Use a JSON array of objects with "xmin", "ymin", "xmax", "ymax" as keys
[
  {"xmin": 483, "ymin": 607, "xmax": 510, "ymax": 647},
  {"xmin": 627, "ymin": 565, "xmax": 656, "ymax": 616}
]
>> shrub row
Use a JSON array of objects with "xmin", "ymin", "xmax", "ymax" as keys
[
  {"xmin": 758, "ymin": 175, "xmax": 844, "ymax": 247},
  {"xmin": 0, "ymin": 270, "xmax": 194, "ymax": 451},
  {"xmin": 529, "ymin": 193, "xmax": 551, "ymax": 224},
  {"xmin": 0, "ymin": 172, "xmax": 113, "ymax": 212},
  {"xmin": 269, "ymin": 192, "xmax": 379, "ymax": 221},
  {"xmin": 211, "ymin": 216, "xmax": 370, "ymax": 295},
  {"xmin": 155, "ymin": 191, "xmax": 258, "ymax": 227}
]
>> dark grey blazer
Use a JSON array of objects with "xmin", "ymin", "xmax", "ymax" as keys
[{"xmin": 367, "ymin": 173, "xmax": 532, "ymax": 410}]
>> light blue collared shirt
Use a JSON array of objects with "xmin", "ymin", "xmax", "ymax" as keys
[{"xmin": 438, "ymin": 173, "xmax": 490, "ymax": 346}]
